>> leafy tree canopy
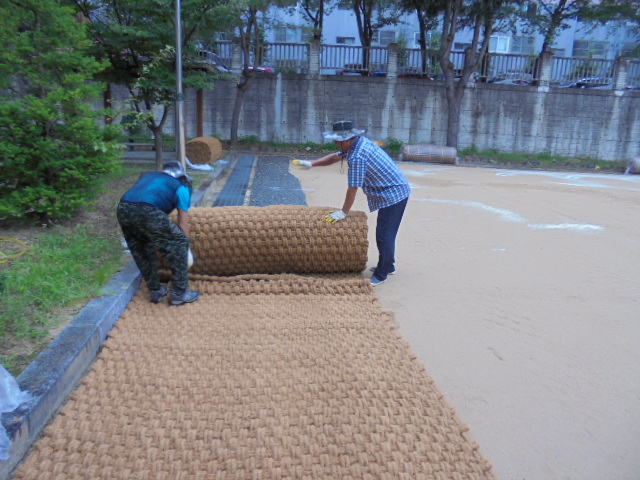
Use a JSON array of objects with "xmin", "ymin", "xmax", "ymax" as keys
[{"xmin": 0, "ymin": 0, "xmax": 121, "ymax": 219}]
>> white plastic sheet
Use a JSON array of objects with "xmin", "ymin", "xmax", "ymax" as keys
[{"xmin": 0, "ymin": 365, "xmax": 31, "ymax": 461}]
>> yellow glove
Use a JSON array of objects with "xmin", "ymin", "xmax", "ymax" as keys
[
  {"xmin": 291, "ymin": 159, "xmax": 313, "ymax": 169},
  {"xmin": 325, "ymin": 210, "xmax": 347, "ymax": 224}
]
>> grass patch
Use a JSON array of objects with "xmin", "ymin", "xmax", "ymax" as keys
[
  {"xmin": 0, "ymin": 162, "xmax": 214, "ymax": 375},
  {"xmin": 0, "ymin": 226, "xmax": 124, "ymax": 340}
]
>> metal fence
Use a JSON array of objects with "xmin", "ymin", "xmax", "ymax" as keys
[
  {"xmin": 320, "ymin": 45, "xmax": 388, "ymax": 75},
  {"xmin": 550, "ymin": 56, "xmax": 615, "ymax": 86},
  {"xmin": 628, "ymin": 60, "xmax": 640, "ymax": 89},
  {"xmin": 484, "ymin": 53, "xmax": 536, "ymax": 84},
  {"xmin": 212, "ymin": 42, "xmax": 639, "ymax": 89},
  {"xmin": 268, "ymin": 43, "xmax": 310, "ymax": 73},
  {"xmin": 399, "ymin": 48, "xmax": 440, "ymax": 77}
]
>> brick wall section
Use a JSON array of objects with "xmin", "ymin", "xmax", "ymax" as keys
[{"xmin": 113, "ymin": 76, "xmax": 640, "ymax": 161}]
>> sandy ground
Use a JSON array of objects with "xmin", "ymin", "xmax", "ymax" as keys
[{"xmin": 290, "ymin": 161, "xmax": 640, "ymax": 480}]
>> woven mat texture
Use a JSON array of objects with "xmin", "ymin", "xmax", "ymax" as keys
[
  {"xmin": 178, "ymin": 207, "xmax": 369, "ymax": 276},
  {"xmin": 14, "ymin": 206, "xmax": 495, "ymax": 479},
  {"xmin": 14, "ymin": 273, "xmax": 495, "ymax": 480},
  {"xmin": 186, "ymin": 137, "xmax": 223, "ymax": 165}
]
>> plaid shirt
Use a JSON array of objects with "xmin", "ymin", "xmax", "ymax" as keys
[{"xmin": 341, "ymin": 136, "xmax": 411, "ymax": 212}]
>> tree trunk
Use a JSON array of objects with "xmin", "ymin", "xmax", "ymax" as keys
[
  {"xmin": 197, "ymin": 89, "xmax": 204, "ymax": 137},
  {"xmin": 444, "ymin": 84, "xmax": 462, "ymax": 148},
  {"xmin": 152, "ymin": 127, "xmax": 164, "ymax": 170},
  {"xmin": 148, "ymin": 104, "xmax": 170, "ymax": 170},
  {"xmin": 230, "ymin": 76, "xmax": 254, "ymax": 144}
]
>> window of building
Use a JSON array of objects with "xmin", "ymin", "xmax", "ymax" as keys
[
  {"xmin": 275, "ymin": 26, "xmax": 309, "ymax": 43},
  {"xmin": 489, "ymin": 36, "xmax": 510, "ymax": 53},
  {"xmin": 521, "ymin": 2, "xmax": 537, "ymax": 18},
  {"xmin": 454, "ymin": 42, "xmax": 471, "ymax": 51},
  {"xmin": 373, "ymin": 30, "xmax": 396, "ymax": 47},
  {"xmin": 511, "ymin": 36, "xmax": 534, "ymax": 55},
  {"xmin": 413, "ymin": 31, "xmax": 437, "ymax": 48},
  {"xmin": 573, "ymin": 40, "xmax": 608, "ymax": 58},
  {"xmin": 275, "ymin": 27, "xmax": 300, "ymax": 43},
  {"xmin": 550, "ymin": 47, "xmax": 566, "ymax": 57},
  {"xmin": 337, "ymin": 36, "xmax": 356, "ymax": 45},
  {"xmin": 618, "ymin": 42, "xmax": 638, "ymax": 57},
  {"xmin": 214, "ymin": 32, "xmax": 230, "ymax": 42}
]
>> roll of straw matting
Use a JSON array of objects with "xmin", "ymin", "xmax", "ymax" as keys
[
  {"xmin": 181, "ymin": 206, "xmax": 368, "ymax": 276},
  {"xmin": 185, "ymin": 136, "xmax": 223, "ymax": 164},
  {"xmin": 402, "ymin": 144, "xmax": 457, "ymax": 164},
  {"xmin": 627, "ymin": 158, "xmax": 640, "ymax": 174}
]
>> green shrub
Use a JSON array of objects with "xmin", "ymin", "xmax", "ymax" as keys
[
  {"xmin": 385, "ymin": 138, "xmax": 403, "ymax": 155},
  {"xmin": 0, "ymin": 0, "xmax": 121, "ymax": 219}
]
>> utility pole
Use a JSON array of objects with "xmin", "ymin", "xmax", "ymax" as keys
[{"xmin": 175, "ymin": 0, "xmax": 186, "ymax": 170}]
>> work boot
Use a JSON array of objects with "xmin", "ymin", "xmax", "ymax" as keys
[
  {"xmin": 169, "ymin": 289, "xmax": 200, "ymax": 306},
  {"xmin": 150, "ymin": 284, "xmax": 169, "ymax": 304}
]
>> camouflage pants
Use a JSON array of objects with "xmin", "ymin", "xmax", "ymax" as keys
[{"xmin": 117, "ymin": 202, "xmax": 189, "ymax": 294}]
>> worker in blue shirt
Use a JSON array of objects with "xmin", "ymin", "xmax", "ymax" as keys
[
  {"xmin": 117, "ymin": 161, "xmax": 200, "ymax": 305},
  {"xmin": 292, "ymin": 120, "xmax": 411, "ymax": 286}
]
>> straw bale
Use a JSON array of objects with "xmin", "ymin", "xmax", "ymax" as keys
[
  {"xmin": 185, "ymin": 136, "xmax": 223, "ymax": 164},
  {"xmin": 402, "ymin": 144, "xmax": 457, "ymax": 164}
]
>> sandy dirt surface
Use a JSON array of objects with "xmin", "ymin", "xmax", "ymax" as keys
[{"xmin": 290, "ymin": 160, "xmax": 640, "ymax": 480}]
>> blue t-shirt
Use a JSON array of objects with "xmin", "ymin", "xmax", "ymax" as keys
[
  {"xmin": 342, "ymin": 137, "xmax": 411, "ymax": 212},
  {"xmin": 121, "ymin": 171, "xmax": 190, "ymax": 213}
]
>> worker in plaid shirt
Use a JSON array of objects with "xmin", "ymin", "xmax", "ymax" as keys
[{"xmin": 292, "ymin": 120, "xmax": 410, "ymax": 286}]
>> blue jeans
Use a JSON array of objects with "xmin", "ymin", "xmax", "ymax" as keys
[{"xmin": 372, "ymin": 197, "xmax": 408, "ymax": 281}]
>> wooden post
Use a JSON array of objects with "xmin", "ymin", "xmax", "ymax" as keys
[{"xmin": 197, "ymin": 89, "xmax": 204, "ymax": 137}]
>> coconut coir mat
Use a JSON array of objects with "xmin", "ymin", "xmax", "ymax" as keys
[
  {"xmin": 184, "ymin": 206, "xmax": 369, "ymax": 276},
  {"xmin": 13, "ymin": 207, "xmax": 496, "ymax": 480}
]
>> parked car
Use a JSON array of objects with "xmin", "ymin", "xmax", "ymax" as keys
[
  {"xmin": 246, "ymin": 65, "xmax": 276, "ymax": 74},
  {"xmin": 488, "ymin": 71, "xmax": 534, "ymax": 86},
  {"xmin": 559, "ymin": 76, "xmax": 610, "ymax": 88},
  {"xmin": 196, "ymin": 50, "xmax": 230, "ymax": 73},
  {"xmin": 397, "ymin": 67, "xmax": 433, "ymax": 80},
  {"xmin": 337, "ymin": 63, "xmax": 369, "ymax": 76}
]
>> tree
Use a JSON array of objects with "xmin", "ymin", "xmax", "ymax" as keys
[
  {"xmin": 581, "ymin": 0, "xmax": 640, "ymax": 54},
  {"xmin": 520, "ymin": 0, "xmax": 640, "ymax": 82},
  {"xmin": 398, "ymin": 0, "xmax": 441, "ymax": 75},
  {"xmin": 229, "ymin": 0, "xmax": 286, "ymax": 144},
  {"xmin": 300, "ymin": 0, "xmax": 333, "ymax": 41},
  {"xmin": 436, "ymin": 0, "xmax": 518, "ymax": 148},
  {"xmin": 0, "ymin": 0, "xmax": 121, "ymax": 219},
  {"xmin": 351, "ymin": 0, "xmax": 403, "ymax": 72},
  {"xmin": 68, "ymin": 0, "xmax": 233, "ymax": 169}
]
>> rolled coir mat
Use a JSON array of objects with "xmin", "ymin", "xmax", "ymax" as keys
[
  {"xmin": 13, "ymin": 274, "xmax": 496, "ymax": 480},
  {"xmin": 185, "ymin": 136, "xmax": 223, "ymax": 165},
  {"xmin": 12, "ymin": 205, "xmax": 496, "ymax": 480},
  {"xmin": 173, "ymin": 206, "xmax": 369, "ymax": 276},
  {"xmin": 402, "ymin": 144, "xmax": 458, "ymax": 164}
]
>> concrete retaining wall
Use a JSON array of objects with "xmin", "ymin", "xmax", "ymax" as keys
[{"xmin": 113, "ymin": 75, "xmax": 640, "ymax": 161}]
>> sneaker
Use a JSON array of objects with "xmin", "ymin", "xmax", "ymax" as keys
[
  {"xmin": 150, "ymin": 284, "xmax": 169, "ymax": 304},
  {"xmin": 370, "ymin": 276, "xmax": 387, "ymax": 287},
  {"xmin": 169, "ymin": 289, "xmax": 200, "ymax": 306},
  {"xmin": 369, "ymin": 266, "xmax": 396, "ymax": 275}
]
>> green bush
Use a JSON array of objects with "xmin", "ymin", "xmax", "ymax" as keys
[
  {"xmin": 385, "ymin": 138, "xmax": 403, "ymax": 155},
  {"xmin": 0, "ymin": 0, "xmax": 121, "ymax": 219}
]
